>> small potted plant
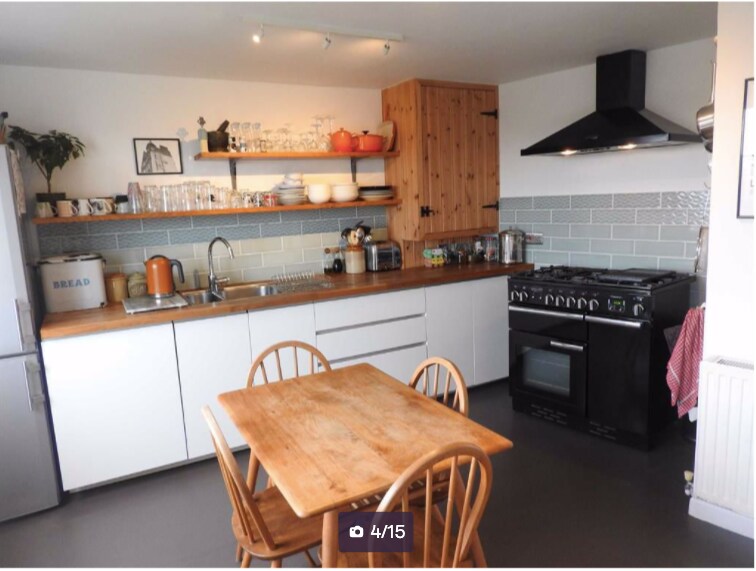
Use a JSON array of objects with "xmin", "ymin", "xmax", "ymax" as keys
[{"xmin": 8, "ymin": 126, "xmax": 85, "ymax": 203}]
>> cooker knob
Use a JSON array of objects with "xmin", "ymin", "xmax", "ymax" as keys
[
  {"xmin": 510, "ymin": 290, "xmax": 519, "ymax": 302},
  {"xmin": 544, "ymin": 294, "xmax": 555, "ymax": 305},
  {"xmin": 566, "ymin": 296, "xmax": 577, "ymax": 308},
  {"xmin": 577, "ymin": 297, "xmax": 588, "ymax": 310},
  {"xmin": 520, "ymin": 291, "xmax": 529, "ymax": 302},
  {"xmin": 633, "ymin": 303, "xmax": 646, "ymax": 317},
  {"xmin": 555, "ymin": 295, "xmax": 566, "ymax": 307},
  {"xmin": 588, "ymin": 299, "xmax": 600, "ymax": 311}
]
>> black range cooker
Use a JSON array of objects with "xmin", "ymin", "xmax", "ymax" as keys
[{"xmin": 507, "ymin": 265, "xmax": 694, "ymax": 449}]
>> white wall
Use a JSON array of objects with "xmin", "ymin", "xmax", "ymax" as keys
[
  {"xmin": 0, "ymin": 65, "xmax": 385, "ymax": 198},
  {"xmin": 702, "ymin": 3, "xmax": 754, "ymax": 364},
  {"xmin": 499, "ymin": 39, "xmax": 714, "ymax": 197}
]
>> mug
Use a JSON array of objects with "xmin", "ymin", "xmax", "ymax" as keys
[
  {"xmin": 56, "ymin": 200, "xmax": 78, "ymax": 218},
  {"xmin": 76, "ymin": 199, "xmax": 94, "ymax": 216},
  {"xmin": 35, "ymin": 202, "xmax": 57, "ymax": 218},
  {"xmin": 90, "ymin": 197, "xmax": 114, "ymax": 215}
]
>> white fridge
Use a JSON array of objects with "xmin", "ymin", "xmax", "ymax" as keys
[{"xmin": 0, "ymin": 144, "xmax": 60, "ymax": 521}]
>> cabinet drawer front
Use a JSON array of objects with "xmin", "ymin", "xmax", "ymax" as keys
[
  {"xmin": 314, "ymin": 288, "xmax": 425, "ymax": 331},
  {"xmin": 334, "ymin": 344, "xmax": 428, "ymax": 384},
  {"xmin": 317, "ymin": 316, "xmax": 426, "ymax": 361}
]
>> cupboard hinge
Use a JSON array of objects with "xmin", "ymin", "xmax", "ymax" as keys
[
  {"xmin": 420, "ymin": 206, "xmax": 436, "ymax": 218},
  {"xmin": 482, "ymin": 202, "xmax": 500, "ymax": 211},
  {"xmin": 480, "ymin": 109, "xmax": 498, "ymax": 119}
]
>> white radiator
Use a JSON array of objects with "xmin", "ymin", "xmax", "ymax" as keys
[{"xmin": 689, "ymin": 357, "xmax": 754, "ymax": 538}]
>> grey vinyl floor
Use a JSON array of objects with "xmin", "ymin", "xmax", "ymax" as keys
[{"xmin": 0, "ymin": 381, "xmax": 753, "ymax": 567}]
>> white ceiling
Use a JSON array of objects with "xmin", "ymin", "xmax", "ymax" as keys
[{"xmin": 0, "ymin": 2, "xmax": 717, "ymax": 89}]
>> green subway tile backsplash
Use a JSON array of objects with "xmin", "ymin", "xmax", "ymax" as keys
[{"xmin": 500, "ymin": 190, "xmax": 708, "ymax": 272}]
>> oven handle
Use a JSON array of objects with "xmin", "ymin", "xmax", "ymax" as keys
[
  {"xmin": 509, "ymin": 306, "xmax": 584, "ymax": 321},
  {"xmin": 549, "ymin": 340, "xmax": 584, "ymax": 352},
  {"xmin": 585, "ymin": 315, "xmax": 644, "ymax": 329}
]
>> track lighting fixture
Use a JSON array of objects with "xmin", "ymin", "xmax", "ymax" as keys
[
  {"xmin": 383, "ymin": 41, "xmax": 391, "ymax": 56},
  {"xmin": 322, "ymin": 33, "xmax": 332, "ymax": 50},
  {"xmin": 252, "ymin": 24, "xmax": 264, "ymax": 44}
]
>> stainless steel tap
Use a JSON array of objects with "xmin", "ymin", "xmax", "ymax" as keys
[{"xmin": 208, "ymin": 237, "xmax": 235, "ymax": 298}]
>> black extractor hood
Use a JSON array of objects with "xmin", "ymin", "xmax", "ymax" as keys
[{"xmin": 521, "ymin": 50, "xmax": 700, "ymax": 156}]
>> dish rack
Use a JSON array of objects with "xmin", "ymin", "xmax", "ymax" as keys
[{"xmin": 272, "ymin": 271, "xmax": 334, "ymax": 292}]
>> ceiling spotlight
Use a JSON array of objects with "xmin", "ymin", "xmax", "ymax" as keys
[
  {"xmin": 252, "ymin": 25, "xmax": 264, "ymax": 44},
  {"xmin": 383, "ymin": 40, "xmax": 391, "ymax": 56},
  {"xmin": 322, "ymin": 33, "xmax": 332, "ymax": 50}
]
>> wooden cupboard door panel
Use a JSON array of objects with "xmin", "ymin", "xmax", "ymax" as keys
[
  {"xmin": 422, "ymin": 85, "xmax": 499, "ymax": 237},
  {"xmin": 42, "ymin": 324, "xmax": 187, "ymax": 490},
  {"xmin": 473, "ymin": 276, "xmax": 509, "ymax": 385},
  {"xmin": 333, "ymin": 344, "xmax": 428, "ymax": 385},
  {"xmin": 175, "ymin": 313, "xmax": 252, "ymax": 459},
  {"xmin": 248, "ymin": 303, "xmax": 317, "ymax": 383},
  {"xmin": 425, "ymin": 282, "xmax": 476, "ymax": 386}
]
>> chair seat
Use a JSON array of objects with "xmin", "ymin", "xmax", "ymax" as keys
[
  {"xmin": 330, "ymin": 506, "xmax": 474, "ymax": 568},
  {"xmin": 233, "ymin": 485, "xmax": 323, "ymax": 561}
]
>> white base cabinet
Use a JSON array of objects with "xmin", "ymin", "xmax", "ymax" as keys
[
  {"xmin": 425, "ymin": 282, "xmax": 476, "ymax": 385},
  {"xmin": 175, "ymin": 313, "xmax": 252, "ymax": 459},
  {"xmin": 248, "ymin": 304, "xmax": 317, "ymax": 383},
  {"xmin": 315, "ymin": 289, "xmax": 427, "ymax": 381},
  {"xmin": 426, "ymin": 276, "xmax": 509, "ymax": 386},
  {"xmin": 473, "ymin": 276, "xmax": 509, "ymax": 384},
  {"xmin": 42, "ymin": 275, "xmax": 510, "ymax": 490},
  {"xmin": 42, "ymin": 324, "xmax": 187, "ymax": 490}
]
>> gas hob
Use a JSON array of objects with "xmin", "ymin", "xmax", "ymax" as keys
[{"xmin": 508, "ymin": 265, "xmax": 694, "ymax": 320}]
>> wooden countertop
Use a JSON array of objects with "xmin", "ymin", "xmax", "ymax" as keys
[{"xmin": 40, "ymin": 262, "xmax": 532, "ymax": 340}]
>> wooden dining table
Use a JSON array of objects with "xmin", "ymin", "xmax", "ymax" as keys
[{"xmin": 217, "ymin": 363, "xmax": 513, "ymax": 567}]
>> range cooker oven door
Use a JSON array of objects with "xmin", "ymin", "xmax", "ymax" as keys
[
  {"xmin": 509, "ymin": 330, "xmax": 587, "ymax": 416},
  {"xmin": 585, "ymin": 315, "xmax": 651, "ymax": 445}
]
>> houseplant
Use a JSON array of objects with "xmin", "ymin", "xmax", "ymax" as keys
[{"xmin": 8, "ymin": 126, "xmax": 85, "ymax": 201}]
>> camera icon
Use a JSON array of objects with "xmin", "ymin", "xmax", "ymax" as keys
[{"xmin": 348, "ymin": 525, "xmax": 364, "ymax": 538}]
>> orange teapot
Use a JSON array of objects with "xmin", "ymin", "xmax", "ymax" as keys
[{"xmin": 330, "ymin": 128, "xmax": 354, "ymax": 152}]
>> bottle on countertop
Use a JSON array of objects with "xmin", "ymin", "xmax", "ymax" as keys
[
  {"xmin": 198, "ymin": 116, "xmax": 209, "ymax": 153},
  {"xmin": 332, "ymin": 249, "xmax": 344, "ymax": 274},
  {"xmin": 323, "ymin": 248, "xmax": 335, "ymax": 274}
]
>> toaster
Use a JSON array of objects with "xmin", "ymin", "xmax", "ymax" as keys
[{"xmin": 365, "ymin": 241, "xmax": 402, "ymax": 271}]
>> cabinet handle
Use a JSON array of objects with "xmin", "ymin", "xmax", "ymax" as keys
[
  {"xmin": 15, "ymin": 299, "xmax": 36, "ymax": 352},
  {"xmin": 550, "ymin": 340, "xmax": 584, "ymax": 352},
  {"xmin": 482, "ymin": 202, "xmax": 500, "ymax": 211},
  {"xmin": 23, "ymin": 360, "xmax": 45, "ymax": 412}
]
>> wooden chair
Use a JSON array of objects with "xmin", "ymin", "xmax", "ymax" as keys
[
  {"xmin": 335, "ymin": 442, "xmax": 494, "ymax": 568},
  {"xmin": 247, "ymin": 340, "xmax": 332, "ymax": 387},
  {"xmin": 409, "ymin": 357, "xmax": 470, "ymax": 416},
  {"xmin": 202, "ymin": 406, "xmax": 323, "ymax": 568}
]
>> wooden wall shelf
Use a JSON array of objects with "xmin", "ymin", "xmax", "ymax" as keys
[
  {"xmin": 32, "ymin": 198, "xmax": 401, "ymax": 225},
  {"xmin": 193, "ymin": 151, "xmax": 400, "ymax": 187}
]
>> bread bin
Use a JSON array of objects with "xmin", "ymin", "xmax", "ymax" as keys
[{"xmin": 39, "ymin": 253, "xmax": 107, "ymax": 312}]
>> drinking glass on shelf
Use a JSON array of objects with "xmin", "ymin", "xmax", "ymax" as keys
[
  {"xmin": 214, "ymin": 187, "xmax": 231, "ymax": 209},
  {"xmin": 143, "ymin": 185, "xmax": 156, "ymax": 212},
  {"xmin": 197, "ymin": 181, "xmax": 212, "ymax": 210},
  {"xmin": 159, "ymin": 185, "xmax": 174, "ymax": 212},
  {"xmin": 252, "ymin": 122, "xmax": 262, "ymax": 152},
  {"xmin": 181, "ymin": 181, "xmax": 196, "ymax": 211},
  {"xmin": 262, "ymin": 129, "xmax": 273, "ymax": 153}
]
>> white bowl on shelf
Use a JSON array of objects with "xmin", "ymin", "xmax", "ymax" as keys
[
  {"xmin": 331, "ymin": 183, "xmax": 359, "ymax": 202},
  {"xmin": 307, "ymin": 184, "xmax": 332, "ymax": 204}
]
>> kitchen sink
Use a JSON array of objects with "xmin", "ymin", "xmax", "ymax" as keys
[
  {"xmin": 180, "ymin": 282, "xmax": 280, "ymax": 305},
  {"xmin": 221, "ymin": 283, "xmax": 280, "ymax": 300},
  {"xmin": 181, "ymin": 289, "xmax": 221, "ymax": 305}
]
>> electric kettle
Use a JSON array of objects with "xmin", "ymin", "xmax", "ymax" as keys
[{"xmin": 144, "ymin": 255, "xmax": 185, "ymax": 298}]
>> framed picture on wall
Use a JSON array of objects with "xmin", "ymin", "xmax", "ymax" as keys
[
  {"xmin": 737, "ymin": 78, "xmax": 754, "ymax": 219},
  {"xmin": 133, "ymin": 138, "xmax": 183, "ymax": 175}
]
